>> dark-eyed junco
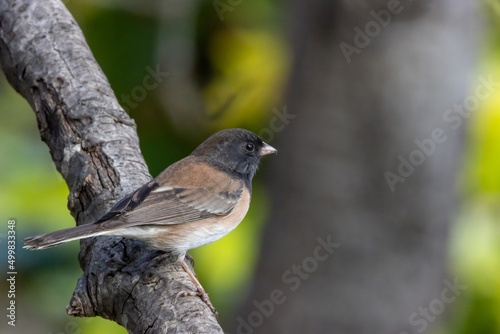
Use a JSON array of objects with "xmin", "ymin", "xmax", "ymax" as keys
[{"xmin": 24, "ymin": 128, "xmax": 277, "ymax": 314}]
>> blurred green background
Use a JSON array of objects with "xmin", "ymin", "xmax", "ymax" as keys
[{"xmin": 1, "ymin": 0, "xmax": 500, "ymax": 333}]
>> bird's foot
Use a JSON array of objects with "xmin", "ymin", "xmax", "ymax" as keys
[{"xmin": 175, "ymin": 288, "xmax": 218, "ymax": 317}]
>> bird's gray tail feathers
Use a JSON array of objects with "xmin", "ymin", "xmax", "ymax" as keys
[{"xmin": 23, "ymin": 223, "xmax": 109, "ymax": 250}]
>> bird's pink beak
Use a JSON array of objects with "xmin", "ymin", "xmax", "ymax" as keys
[{"xmin": 260, "ymin": 142, "xmax": 278, "ymax": 156}]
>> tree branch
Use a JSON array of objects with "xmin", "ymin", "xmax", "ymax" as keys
[{"xmin": 0, "ymin": 0, "xmax": 222, "ymax": 332}]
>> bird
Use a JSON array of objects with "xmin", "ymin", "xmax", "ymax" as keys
[{"xmin": 24, "ymin": 128, "xmax": 277, "ymax": 314}]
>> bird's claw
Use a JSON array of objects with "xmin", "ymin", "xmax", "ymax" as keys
[{"xmin": 175, "ymin": 289, "xmax": 219, "ymax": 317}]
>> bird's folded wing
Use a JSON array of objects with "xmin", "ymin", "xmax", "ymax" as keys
[{"xmin": 96, "ymin": 179, "xmax": 243, "ymax": 227}]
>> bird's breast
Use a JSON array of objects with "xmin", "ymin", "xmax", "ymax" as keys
[{"xmin": 145, "ymin": 188, "xmax": 251, "ymax": 252}]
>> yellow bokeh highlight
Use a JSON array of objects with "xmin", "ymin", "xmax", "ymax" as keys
[
  {"xmin": 449, "ymin": 53, "xmax": 500, "ymax": 332},
  {"xmin": 467, "ymin": 64, "xmax": 500, "ymax": 193},
  {"xmin": 203, "ymin": 28, "xmax": 289, "ymax": 129}
]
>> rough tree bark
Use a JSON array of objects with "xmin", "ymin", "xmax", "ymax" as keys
[
  {"xmin": 0, "ymin": 0, "xmax": 222, "ymax": 333},
  {"xmin": 236, "ymin": 0, "xmax": 479, "ymax": 333}
]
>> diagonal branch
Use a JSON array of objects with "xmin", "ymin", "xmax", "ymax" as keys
[{"xmin": 0, "ymin": 0, "xmax": 222, "ymax": 332}]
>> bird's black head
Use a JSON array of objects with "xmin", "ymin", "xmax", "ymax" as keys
[{"xmin": 192, "ymin": 128, "xmax": 277, "ymax": 186}]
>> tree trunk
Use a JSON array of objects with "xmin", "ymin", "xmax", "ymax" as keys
[
  {"xmin": 236, "ymin": 0, "xmax": 479, "ymax": 333},
  {"xmin": 0, "ymin": 0, "xmax": 222, "ymax": 332}
]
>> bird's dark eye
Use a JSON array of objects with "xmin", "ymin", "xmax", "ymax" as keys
[{"xmin": 245, "ymin": 143, "xmax": 255, "ymax": 151}]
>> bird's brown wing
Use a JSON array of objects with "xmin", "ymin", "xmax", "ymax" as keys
[{"xmin": 96, "ymin": 160, "xmax": 244, "ymax": 228}]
